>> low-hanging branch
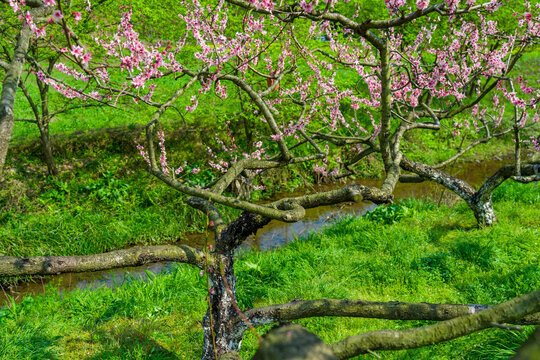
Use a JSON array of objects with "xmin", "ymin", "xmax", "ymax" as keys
[
  {"xmin": 0, "ymin": 244, "xmax": 207, "ymax": 277},
  {"xmin": 329, "ymin": 288, "xmax": 540, "ymax": 359},
  {"xmin": 231, "ymin": 298, "xmax": 540, "ymax": 340}
]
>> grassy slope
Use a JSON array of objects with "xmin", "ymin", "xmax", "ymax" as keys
[{"xmin": 1, "ymin": 181, "xmax": 538, "ymax": 359}]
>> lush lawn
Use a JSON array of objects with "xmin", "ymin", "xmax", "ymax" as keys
[{"xmin": 1, "ymin": 181, "xmax": 538, "ymax": 359}]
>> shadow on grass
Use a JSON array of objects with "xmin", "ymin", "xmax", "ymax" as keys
[
  {"xmin": 86, "ymin": 325, "xmax": 180, "ymax": 360},
  {"xmin": 427, "ymin": 223, "xmax": 477, "ymax": 243},
  {"xmin": 9, "ymin": 334, "xmax": 61, "ymax": 359}
]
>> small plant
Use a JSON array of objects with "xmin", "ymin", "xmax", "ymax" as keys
[
  {"xmin": 363, "ymin": 203, "xmax": 413, "ymax": 225},
  {"xmin": 40, "ymin": 177, "xmax": 72, "ymax": 202},
  {"xmin": 80, "ymin": 170, "xmax": 130, "ymax": 204}
]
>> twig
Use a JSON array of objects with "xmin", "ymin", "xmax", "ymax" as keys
[
  {"xmin": 490, "ymin": 322, "xmax": 523, "ymax": 332},
  {"xmin": 219, "ymin": 265, "xmax": 262, "ymax": 342}
]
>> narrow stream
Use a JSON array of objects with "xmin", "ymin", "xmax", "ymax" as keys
[{"xmin": 0, "ymin": 159, "xmax": 508, "ymax": 306}]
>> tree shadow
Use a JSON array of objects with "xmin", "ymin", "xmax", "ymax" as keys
[
  {"xmin": 10, "ymin": 334, "xmax": 60, "ymax": 359},
  {"xmin": 86, "ymin": 324, "xmax": 180, "ymax": 360},
  {"xmin": 427, "ymin": 223, "xmax": 476, "ymax": 243}
]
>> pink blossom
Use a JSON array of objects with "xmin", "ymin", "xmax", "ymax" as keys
[
  {"xmin": 8, "ymin": 0, "xmax": 20, "ymax": 12},
  {"xmin": 44, "ymin": 0, "xmax": 56, "ymax": 5},
  {"xmin": 186, "ymin": 95, "xmax": 198, "ymax": 112},
  {"xmin": 52, "ymin": 10, "xmax": 63, "ymax": 22},
  {"xmin": 81, "ymin": 53, "xmax": 92, "ymax": 65},
  {"xmin": 271, "ymin": 133, "xmax": 283, "ymax": 141},
  {"xmin": 416, "ymin": 0, "xmax": 430, "ymax": 10},
  {"xmin": 385, "ymin": 0, "xmax": 406, "ymax": 13},
  {"xmin": 131, "ymin": 76, "xmax": 145, "ymax": 89},
  {"xmin": 72, "ymin": 11, "xmax": 82, "ymax": 24},
  {"xmin": 70, "ymin": 45, "xmax": 84, "ymax": 59},
  {"xmin": 445, "ymin": 0, "xmax": 459, "ymax": 12},
  {"xmin": 300, "ymin": 1, "xmax": 315, "ymax": 13}
]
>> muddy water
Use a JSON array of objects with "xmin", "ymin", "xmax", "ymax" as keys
[{"xmin": 0, "ymin": 159, "xmax": 508, "ymax": 305}]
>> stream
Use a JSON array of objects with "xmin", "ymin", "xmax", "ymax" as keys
[{"xmin": 0, "ymin": 159, "xmax": 508, "ymax": 306}]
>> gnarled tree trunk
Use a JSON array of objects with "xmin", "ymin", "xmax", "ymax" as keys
[
  {"xmin": 201, "ymin": 253, "xmax": 240, "ymax": 359},
  {"xmin": 400, "ymin": 157, "xmax": 540, "ymax": 227}
]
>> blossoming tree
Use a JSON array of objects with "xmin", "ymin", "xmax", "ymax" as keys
[{"xmin": 1, "ymin": 0, "xmax": 539, "ymax": 358}]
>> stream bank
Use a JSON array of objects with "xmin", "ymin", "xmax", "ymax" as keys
[{"xmin": 0, "ymin": 158, "xmax": 509, "ymax": 306}]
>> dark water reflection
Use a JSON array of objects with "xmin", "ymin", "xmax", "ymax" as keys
[{"xmin": 0, "ymin": 159, "xmax": 508, "ymax": 305}]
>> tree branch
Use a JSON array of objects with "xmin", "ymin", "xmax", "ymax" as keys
[
  {"xmin": 0, "ymin": 244, "xmax": 208, "ymax": 277},
  {"xmin": 330, "ymin": 288, "xmax": 540, "ymax": 359},
  {"xmin": 236, "ymin": 298, "xmax": 540, "ymax": 332},
  {"xmin": 399, "ymin": 156, "xmax": 477, "ymax": 201},
  {"xmin": 475, "ymin": 162, "xmax": 540, "ymax": 203}
]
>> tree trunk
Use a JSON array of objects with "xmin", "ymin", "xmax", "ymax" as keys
[
  {"xmin": 38, "ymin": 122, "xmax": 58, "ymax": 175},
  {"xmin": 468, "ymin": 196, "xmax": 497, "ymax": 227},
  {"xmin": 0, "ymin": 24, "xmax": 32, "ymax": 179},
  {"xmin": 201, "ymin": 253, "xmax": 241, "ymax": 360}
]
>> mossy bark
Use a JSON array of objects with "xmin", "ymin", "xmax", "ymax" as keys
[
  {"xmin": 330, "ymin": 288, "xmax": 540, "ymax": 359},
  {"xmin": 0, "ymin": 245, "xmax": 206, "ymax": 277}
]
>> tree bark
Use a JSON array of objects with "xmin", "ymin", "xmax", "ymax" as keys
[
  {"xmin": 400, "ymin": 157, "xmax": 540, "ymax": 227},
  {"xmin": 0, "ymin": 245, "xmax": 206, "ymax": 277},
  {"xmin": 0, "ymin": 22, "xmax": 32, "ymax": 179},
  {"xmin": 330, "ymin": 287, "xmax": 540, "ymax": 359},
  {"xmin": 202, "ymin": 253, "xmax": 240, "ymax": 360},
  {"xmin": 0, "ymin": 5, "xmax": 51, "ymax": 179},
  {"xmin": 37, "ymin": 121, "xmax": 58, "ymax": 175}
]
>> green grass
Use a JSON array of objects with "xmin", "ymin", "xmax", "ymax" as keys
[{"xmin": 1, "ymin": 181, "xmax": 538, "ymax": 359}]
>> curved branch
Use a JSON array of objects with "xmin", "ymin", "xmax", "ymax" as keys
[
  {"xmin": 475, "ymin": 162, "xmax": 540, "ymax": 203},
  {"xmin": 0, "ymin": 244, "xmax": 207, "ymax": 277},
  {"xmin": 235, "ymin": 298, "xmax": 540, "ymax": 334},
  {"xmin": 399, "ymin": 156, "xmax": 476, "ymax": 201},
  {"xmin": 186, "ymin": 197, "xmax": 227, "ymax": 234},
  {"xmin": 330, "ymin": 288, "xmax": 540, "ymax": 359}
]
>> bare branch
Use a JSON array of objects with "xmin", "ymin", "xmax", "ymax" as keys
[
  {"xmin": 0, "ymin": 244, "xmax": 208, "ymax": 276},
  {"xmin": 400, "ymin": 156, "xmax": 477, "ymax": 201},
  {"xmin": 475, "ymin": 162, "xmax": 540, "ymax": 203},
  {"xmin": 237, "ymin": 298, "xmax": 540, "ymax": 331},
  {"xmin": 330, "ymin": 288, "xmax": 540, "ymax": 359},
  {"xmin": 13, "ymin": 118, "xmax": 37, "ymax": 124},
  {"xmin": 433, "ymin": 128, "xmax": 513, "ymax": 169}
]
